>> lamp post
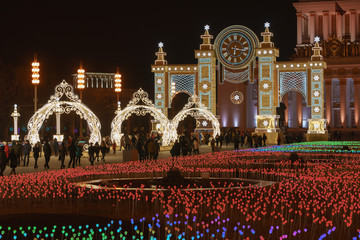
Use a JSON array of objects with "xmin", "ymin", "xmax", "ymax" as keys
[
  {"xmin": 11, "ymin": 104, "xmax": 20, "ymax": 141},
  {"xmin": 114, "ymin": 67, "xmax": 122, "ymax": 103},
  {"xmin": 31, "ymin": 55, "xmax": 40, "ymax": 113},
  {"xmin": 53, "ymin": 98, "xmax": 64, "ymax": 142},
  {"xmin": 77, "ymin": 65, "xmax": 85, "ymax": 139}
]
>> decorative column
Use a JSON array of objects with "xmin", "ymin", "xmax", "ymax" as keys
[
  {"xmin": 354, "ymin": 79, "xmax": 360, "ymax": 128},
  {"xmin": 151, "ymin": 42, "xmax": 168, "ymax": 116},
  {"xmin": 297, "ymin": 13, "xmax": 303, "ymax": 45},
  {"xmin": 350, "ymin": 10, "xmax": 357, "ymax": 42},
  {"xmin": 323, "ymin": 11, "xmax": 329, "ymax": 41},
  {"xmin": 297, "ymin": 92, "xmax": 303, "ymax": 128},
  {"xmin": 309, "ymin": 12, "xmax": 316, "ymax": 44},
  {"xmin": 339, "ymin": 78, "xmax": 347, "ymax": 128},
  {"xmin": 53, "ymin": 98, "xmax": 64, "ymax": 142},
  {"xmin": 325, "ymin": 80, "xmax": 332, "ymax": 127},
  {"xmin": 195, "ymin": 25, "xmax": 217, "ymax": 115},
  {"xmin": 336, "ymin": 12, "xmax": 342, "ymax": 38},
  {"xmin": 11, "ymin": 104, "xmax": 20, "ymax": 141},
  {"xmin": 255, "ymin": 22, "xmax": 280, "ymax": 144},
  {"xmin": 307, "ymin": 36, "xmax": 328, "ymax": 138},
  {"xmin": 283, "ymin": 94, "xmax": 289, "ymax": 127}
]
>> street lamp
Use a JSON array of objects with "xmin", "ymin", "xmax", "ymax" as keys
[
  {"xmin": 32, "ymin": 55, "xmax": 40, "ymax": 113},
  {"xmin": 53, "ymin": 98, "xmax": 64, "ymax": 142},
  {"xmin": 77, "ymin": 64, "xmax": 85, "ymax": 139},
  {"xmin": 114, "ymin": 67, "xmax": 122, "ymax": 103},
  {"xmin": 11, "ymin": 104, "xmax": 20, "ymax": 141}
]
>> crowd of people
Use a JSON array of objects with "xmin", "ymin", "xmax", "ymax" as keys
[{"xmin": 0, "ymin": 135, "xmax": 116, "ymax": 176}]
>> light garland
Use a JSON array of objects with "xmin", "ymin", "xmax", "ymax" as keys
[
  {"xmin": 27, "ymin": 80, "xmax": 101, "ymax": 146},
  {"xmin": 111, "ymin": 89, "xmax": 220, "ymax": 145},
  {"xmin": 31, "ymin": 61, "xmax": 40, "ymax": 85}
]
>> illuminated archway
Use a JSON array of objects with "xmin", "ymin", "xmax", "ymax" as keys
[
  {"xmin": 170, "ymin": 95, "xmax": 220, "ymax": 142},
  {"xmin": 27, "ymin": 80, "xmax": 101, "ymax": 146},
  {"xmin": 111, "ymin": 88, "xmax": 171, "ymax": 146}
]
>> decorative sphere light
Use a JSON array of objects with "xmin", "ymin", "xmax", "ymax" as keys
[
  {"xmin": 269, "ymin": 50, "xmax": 273, "ymax": 54},
  {"xmin": 263, "ymin": 50, "xmax": 267, "ymax": 54},
  {"xmin": 257, "ymin": 50, "xmax": 261, "ymax": 54}
]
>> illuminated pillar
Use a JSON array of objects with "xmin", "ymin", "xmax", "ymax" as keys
[
  {"xmin": 297, "ymin": 13, "xmax": 303, "ymax": 45},
  {"xmin": 325, "ymin": 80, "xmax": 332, "ymax": 127},
  {"xmin": 11, "ymin": 104, "xmax": 20, "ymax": 141},
  {"xmin": 31, "ymin": 56, "xmax": 40, "ymax": 113},
  {"xmin": 339, "ymin": 78, "xmax": 347, "ymax": 127},
  {"xmin": 77, "ymin": 66, "xmax": 85, "ymax": 139},
  {"xmin": 354, "ymin": 79, "xmax": 360, "ymax": 128},
  {"xmin": 297, "ymin": 92, "xmax": 303, "ymax": 128}
]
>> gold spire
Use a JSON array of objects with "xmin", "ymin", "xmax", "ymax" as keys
[
  {"xmin": 155, "ymin": 42, "xmax": 167, "ymax": 66},
  {"xmin": 200, "ymin": 25, "xmax": 213, "ymax": 51},
  {"xmin": 260, "ymin": 22, "xmax": 274, "ymax": 48},
  {"xmin": 311, "ymin": 37, "xmax": 323, "ymax": 61}
]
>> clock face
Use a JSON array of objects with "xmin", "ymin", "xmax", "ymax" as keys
[
  {"xmin": 214, "ymin": 26, "xmax": 258, "ymax": 70},
  {"xmin": 219, "ymin": 33, "xmax": 251, "ymax": 67}
]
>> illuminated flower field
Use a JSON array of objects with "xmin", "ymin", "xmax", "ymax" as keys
[{"xmin": 0, "ymin": 141, "xmax": 359, "ymax": 239}]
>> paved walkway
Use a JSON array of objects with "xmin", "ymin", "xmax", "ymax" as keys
[{"xmin": 2, "ymin": 144, "xmax": 239, "ymax": 176}]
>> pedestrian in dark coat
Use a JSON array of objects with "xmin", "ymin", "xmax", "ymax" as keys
[
  {"xmin": 68, "ymin": 141, "xmax": 76, "ymax": 168},
  {"xmin": 170, "ymin": 140, "xmax": 181, "ymax": 158},
  {"xmin": 0, "ymin": 146, "xmax": 7, "ymax": 176},
  {"xmin": 100, "ymin": 140, "xmax": 106, "ymax": 161},
  {"xmin": 94, "ymin": 142, "xmax": 100, "ymax": 161},
  {"xmin": 33, "ymin": 143, "xmax": 40, "ymax": 168},
  {"xmin": 59, "ymin": 142, "xmax": 67, "ymax": 169},
  {"xmin": 75, "ymin": 142, "xmax": 82, "ymax": 166},
  {"xmin": 43, "ymin": 140, "xmax": 52, "ymax": 169},
  {"xmin": 23, "ymin": 140, "xmax": 31, "ymax": 166},
  {"xmin": 88, "ymin": 143, "xmax": 95, "ymax": 165},
  {"xmin": 9, "ymin": 149, "xmax": 17, "ymax": 175}
]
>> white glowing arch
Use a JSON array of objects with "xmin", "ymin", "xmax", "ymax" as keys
[
  {"xmin": 111, "ymin": 88, "xmax": 171, "ymax": 146},
  {"xmin": 27, "ymin": 80, "xmax": 101, "ymax": 146},
  {"xmin": 170, "ymin": 95, "xmax": 220, "ymax": 142}
]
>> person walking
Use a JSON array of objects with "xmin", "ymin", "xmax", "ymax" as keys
[
  {"xmin": 59, "ymin": 142, "xmax": 67, "ymax": 169},
  {"xmin": 170, "ymin": 140, "xmax": 181, "ymax": 158},
  {"xmin": 43, "ymin": 140, "xmax": 52, "ymax": 169},
  {"xmin": 68, "ymin": 141, "xmax": 76, "ymax": 168},
  {"xmin": 94, "ymin": 142, "xmax": 100, "ymax": 162},
  {"xmin": 53, "ymin": 138, "xmax": 59, "ymax": 157},
  {"xmin": 75, "ymin": 141, "xmax": 82, "ymax": 166},
  {"xmin": 147, "ymin": 138, "xmax": 156, "ymax": 160},
  {"xmin": 33, "ymin": 142, "xmax": 40, "ymax": 168},
  {"xmin": 112, "ymin": 141, "xmax": 116, "ymax": 154},
  {"xmin": 13, "ymin": 142, "xmax": 21, "ymax": 166},
  {"xmin": 262, "ymin": 133, "xmax": 267, "ymax": 147},
  {"xmin": 88, "ymin": 143, "xmax": 95, "ymax": 165},
  {"xmin": 193, "ymin": 138, "xmax": 200, "ymax": 155},
  {"xmin": 100, "ymin": 139, "xmax": 107, "ymax": 161},
  {"xmin": 8, "ymin": 148, "xmax": 17, "ymax": 175},
  {"xmin": 0, "ymin": 146, "xmax": 7, "ymax": 176},
  {"xmin": 23, "ymin": 140, "xmax": 31, "ymax": 166},
  {"xmin": 3, "ymin": 142, "xmax": 9, "ymax": 159}
]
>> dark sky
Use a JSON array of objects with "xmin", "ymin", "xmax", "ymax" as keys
[{"xmin": 0, "ymin": 0, "xmax": 297, "ymax": 93}]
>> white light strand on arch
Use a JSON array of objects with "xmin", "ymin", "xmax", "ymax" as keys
[
  {"xmin": 110, "ymin": 89, "xmax": 221, "ymax": 146},
  {"xmin": 110, "ymin": 88, "xmax": 171, "ymax": 146},
  {"xmin": 27, "ymin": 80, "xmax": 101, "ymax": 146},
  {"xmin": 169, "ymin": 95, "xmax": 220, "ymax": 142}
]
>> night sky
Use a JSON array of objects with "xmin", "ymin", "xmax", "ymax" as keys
[{"xmin": 0, "ymin": 0, "xmax": 297, "ymax": 94}]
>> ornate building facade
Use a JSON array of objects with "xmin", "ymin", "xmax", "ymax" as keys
[
  {"xmin": 151, "ymin": 0, "xmax": 360, "ymax": 135},
  {"xmin": 292, "ymin": 0, "xmax": 360, "ymax": 129}
]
